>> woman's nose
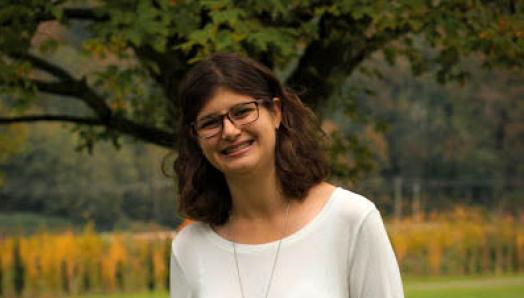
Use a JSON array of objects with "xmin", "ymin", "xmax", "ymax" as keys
[{"xmin": 221, "ymin": 117, "xmax": 241, "ymax": 140}]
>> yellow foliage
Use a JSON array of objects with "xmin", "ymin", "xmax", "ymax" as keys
[
  {"xmin": 101, "ymin": 235, "xmax": 127, "ymax": 290},
  {"xmin": 387, "ymin": 206, "xmax": 523, "ymax": 276},
  {"xmin": 152, "ymin": 241, "xmax": 167, "ymax": 291},
  {"xmin": 0, "ymin": 238, "xmax": 15, "ymax": 296},
  {"xmin": 0, "ymin": 208, "xmax": 521, "ymax": 297},
  {"xmin": 0, "ymin": 226, "xmax": 174, "ymax": 297}
]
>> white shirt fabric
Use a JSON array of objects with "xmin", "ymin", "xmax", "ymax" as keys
[{"xmin": 170, "ymin": 187, "xmax": 404, "ymax": 298}]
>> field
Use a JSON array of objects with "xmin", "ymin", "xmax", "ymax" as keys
[
  {"xmin": 1, "ymin": 210, "xmax": 522, "ymax": 298},
  {"xmin": 64, "ymin": 275, "xmax": 524, "ymax": 298},
  {"xmin": 404, "ymin": 274, "xmax": 524, "ymax": 298}
]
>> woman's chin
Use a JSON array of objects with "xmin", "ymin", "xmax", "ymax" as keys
[
  {"xmin": 217, "ymin": 154, "xmax": 266, "ymax": 178},
  {"xmin": 220, "ymin": 160, "xmax": 258, "ymax": 177}
]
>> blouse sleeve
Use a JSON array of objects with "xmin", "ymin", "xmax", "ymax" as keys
[
  {"xmin": 170, "ymin": 249, "xmax": 193, "ymax": 298},
  {"xmin": 348, "ymin": 209, "xmax": 404, "ymax": 298}
]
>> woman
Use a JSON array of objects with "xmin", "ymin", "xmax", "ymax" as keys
[{"xmin": 170, "ymin": 53, "xmax": 404, "ymax": 298}]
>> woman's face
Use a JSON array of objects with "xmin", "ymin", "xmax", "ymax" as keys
[{"xmin": 195, "ymin": 88, "xmax": 281, "ymax": 178}]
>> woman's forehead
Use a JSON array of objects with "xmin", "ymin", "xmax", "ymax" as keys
[{"xmin": 196, "ymin": 89, "xmax": 253, "ymax": 118}]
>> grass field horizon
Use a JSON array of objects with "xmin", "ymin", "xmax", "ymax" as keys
[
  {"xmin": 404, "ymin": 274, "xmax": 524, "ymax": 298},
  {"xmin": 1, "ymin": 213, "xmax": 522, "ymax": 298},
  {"xmin": 64, "ymin": 274, "xmax": 524, "ymax": 298}
]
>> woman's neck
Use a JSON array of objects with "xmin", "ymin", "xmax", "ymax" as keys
[{"xmin": 225, "ymin": 168, "xmax": 288, "ymax": 222}]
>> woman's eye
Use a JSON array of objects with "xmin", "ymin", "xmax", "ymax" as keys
[
  {"xmin": 232, "ymin": 107, "xmax": 254, "ymax": 118},
  {"xmin": 198, "ymin": 119, "xmax": 220, "ymax": 129}
]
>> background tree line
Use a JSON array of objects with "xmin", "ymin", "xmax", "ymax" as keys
[{"xmin": 0, "ymin": 0, "xmax": 522, "ymax": 230}]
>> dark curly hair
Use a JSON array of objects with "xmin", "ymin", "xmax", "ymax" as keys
[{"xmin": 174, "ymin": 53, "xmax": 328, "ymax": 226}]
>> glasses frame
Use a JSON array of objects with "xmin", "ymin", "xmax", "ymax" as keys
[{"xmin": 191, "ymin": 99, "xmax": 269, "ymax": 139}]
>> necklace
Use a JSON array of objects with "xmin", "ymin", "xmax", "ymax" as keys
[{"xmin": 229, "ymin": 201, "xmax": 291, "ymax": 298}]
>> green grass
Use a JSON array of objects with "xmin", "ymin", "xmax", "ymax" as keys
[
  {"xmin": 405, "ymin": 274, "xmax": 524, "ymax": 298},
  {"xmin": 408, "ymin": 287, "xmax": 523, "ymax": 298},
  {"xmin": 60, "ymin": 275, "xmax": 524, "ymax": 298},
  {"xmin": 67, "ymin": 291, "xmax": 167, "ymax": 298},
  {"xmin": 0, "ymin": 212, "xmax": 77, "ymax": 236},
  {"xmin": 0, "ymin": 212, "xmax": 171, "ymax": 236}
]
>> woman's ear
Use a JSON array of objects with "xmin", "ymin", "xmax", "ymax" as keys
[{"xmin": 272, "ymin": 97, "xmax": 282, "ymax": 129}]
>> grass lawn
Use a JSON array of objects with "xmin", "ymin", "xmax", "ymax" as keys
[
  {"xmin": 69, "ymin": 292, "xmax": 167, "ymax": 298},
  {"xmin": 69, "ymin": 274, "xmax": 524, "ymax": 298},
  {"xmin": 404, "ymin": 274, "xmax": 524, "ymax": 298},
  {"xmin": 0, "ymin": 212, "xmax": 77, "ymax": 235}
]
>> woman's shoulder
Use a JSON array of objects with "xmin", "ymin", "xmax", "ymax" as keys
[
  {"xmin": 171, "ymin": 221, "xmax": 208, "ymax": 255},
  {"xmin": 330, "ymin": 186, "xmax": 378, "ymax": 224}
]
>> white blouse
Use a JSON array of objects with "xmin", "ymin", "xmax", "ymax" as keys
[{"xmin": 170, "ymin": 187, "xmax": 404, "ymax": 298}]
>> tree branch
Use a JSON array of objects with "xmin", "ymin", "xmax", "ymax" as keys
[
  {"xmin": 5, "ymin": 50, "xmax": 114, "ymax": 120},
  {"xmin": 0, "ymin": 115, "xmax": 102, "ymax": 125},
  {"xmin": 21, "ymin": 77, "xmax": 113, "ymax": 120},
  {"xmin": 29, "ymin": 79, "xmax": 79, "ymax": 96},
  {"xmin": 0, "ymin": 113, "xmax": 177, "ymax": 149},
  {"xmin": 62, "ymin": 8, "xmax": 109, "ymax": 22},
  {"xmin": 287, "ymin": 15, "xmax": 410, "ymax": 110},
  {"xmin": 106, "ymin": 117, "xmax": 177, "ymax": 148},
  {"xmin": 9, "ymin": 53, "xmax": 74, "ymax": 80},
  {"xmin": 3, "ymin": 53, "xmax": 176, "ymax": 147},
  {"xmin": 1, "ymin": 7, "xmax": 109, "ymax": 28},
  {"xmin": 13, "ymin": 78, "xmax": 109, "ymax": 120}
]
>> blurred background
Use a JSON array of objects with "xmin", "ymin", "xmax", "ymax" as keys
[{"xmin": 0, "ymin": 1, "xmax": 523, "ymax": 298}]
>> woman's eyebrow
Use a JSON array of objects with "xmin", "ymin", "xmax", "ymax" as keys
[
  {"xmin": 196, "ymin": 112, "xmax": 221, "ymax": 122},
  {"xmin": 197, "ymin": 101, "xmax": 253, "ymax": 120}
]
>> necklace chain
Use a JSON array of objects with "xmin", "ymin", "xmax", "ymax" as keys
[{"xmin": 229, "ymin": 202, "xmax": 291, "ymax": 298}]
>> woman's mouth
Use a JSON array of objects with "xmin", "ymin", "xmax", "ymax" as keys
[{"xmin": 221, "ymin": 140, "xmax": 254, "ymax": 156}]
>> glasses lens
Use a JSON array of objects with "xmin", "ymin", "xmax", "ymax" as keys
[
  {"xmin": 230, "ymin": 102, "xmax": 258, "ymax": 125},
  {"xmin": 194, "ymin": 101, "xmax": 260, "ymax": 139},
  {"xmin": 195, "ymin": 118, "xmax": 221, "ymax": 138}
]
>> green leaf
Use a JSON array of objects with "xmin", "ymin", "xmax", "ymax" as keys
[{"xmin": 38, "ymin": 39, "xmax": 59, "ymax": 54}]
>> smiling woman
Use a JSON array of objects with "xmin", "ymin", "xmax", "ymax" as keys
[
  {"xmin": 170, "ymin": 53, "xmax": 404, "ymax": 298},
  {"xmin": 174, "ymin": 53, "xmax": 328, "ymax": 227},
  {"xmin": 194, "ymin": 91, "xmax": 280, "ymax": 177}
]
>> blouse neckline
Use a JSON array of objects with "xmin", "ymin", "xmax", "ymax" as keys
[{"xmin": 204, "ymin": 187, "xmax": 340, "ymax": 253}]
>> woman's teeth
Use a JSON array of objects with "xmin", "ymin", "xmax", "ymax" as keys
[{"xmin": 223, "ymin": 141, "xmax": 252, "ymax": 154}]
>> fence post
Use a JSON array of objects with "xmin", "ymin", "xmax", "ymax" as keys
[
  {"xmin": 394, "ymin": 176, "xmax": 403, "ymax": 221},
  {"xmin": 412, "ymin": 181, "xmax": 421, "ymax": 221}
]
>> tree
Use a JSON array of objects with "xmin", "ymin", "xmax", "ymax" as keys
[
  {"xmin": 0, "ymin": 102, "xmax": 26, "ymax": 186},
  {"xmin": 0, "ymin": 122, "xmax": 180, "ymax": 229},
  {"xmin": 0, "ymin": 124, "xmax": 25, "ymax": 186},
  {"xmin": 0, "ymin": 0, "xmax": 522, "ymax": 177},
  {"xmin": 345, "ymin": 53, "xmax": 524, "ymax": 212}
]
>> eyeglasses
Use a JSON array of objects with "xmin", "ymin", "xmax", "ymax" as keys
[{"xmin": 191, "ymin": 99, "xmax": 268, "ymax": 139}]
